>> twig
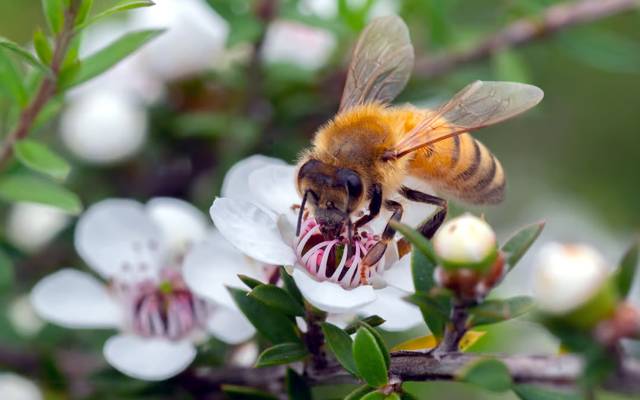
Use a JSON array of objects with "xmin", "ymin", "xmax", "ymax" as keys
[
  {"xmin": 0, "ymin": 1, "xmax": 80, "ymax": 170},
  {"xmin": 435, "ymin": 301, "xmax": 471, "ymax": 355},
  {"xmin": 414, "ymin": 0, "xmax": 640, "ymax": 79}
]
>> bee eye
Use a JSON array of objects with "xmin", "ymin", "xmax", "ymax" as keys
[{"xmin": 336, "ymin": 168, "xmax": 363, "ymax": 200}]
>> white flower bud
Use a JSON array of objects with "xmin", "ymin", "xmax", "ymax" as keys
[
  {"xmin": 6, "ymin": 202, "xmax": 70, "ymax": 253},
  {"xmin": 261, "ymin": 20, "xmax": 336, "ymax": 70},
  {"xmin": 0, "ymin": 374, "xmax": 42, "ymax": 400},
  {"xmin": 432, "ymin": 213, "xmax": 497, "ymax": 270},
  {"xmin": 533, "ymin": 242, "xmax": 610, "ymax": 315},
  {"xmin": 8, "ymin": 295, "xmax": 44, "ymax": 337}
]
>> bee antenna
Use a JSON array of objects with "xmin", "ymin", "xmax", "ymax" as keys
[{"xmin": 296, "ymin": 190, "xmax": 310, "ymax": 237}]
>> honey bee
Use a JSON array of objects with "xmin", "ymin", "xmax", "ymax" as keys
[{"xmin": 295, "ymin": 16, "xmax": 543, "ymax": 277}]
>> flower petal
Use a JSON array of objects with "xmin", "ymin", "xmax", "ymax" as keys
[
  {"xmin": 221, "ymin": 155, "xmax": 287, "ymax": 201},
  {"xmin": 248, "ymin": 164, "xmax": 299, "ymax": 215},
  {"xmin": 0, "ymin": 373, "xmax": 43, "ymax": 400},
  {"xmin": 206, "ymin": 306, "xmax": 255, "ymax": 344},
  {"xmin": 291, "ymin": 269, "xmax": 376, "ymax": 313},
  {"xmin": 183, "ymin": 230, "xmax": 260, "ymax": 309},
  {"xmin": 31, "ymin": 269, "xmax": 121, "ymax": 329},
  {"xmin": 103, "ymin": 334, "xmax": 196, "ymax": 381},
  {"xmin": 383, "ymin": 254, "xmax": 414, "ymax": 292},
  {"xmin": 210, "ymin": 197, "xmax": 296, "ymax": 266},
  {"xmin": 146, "ymin": 197, "xmax": 208, "ymax": 257},
  {"xmin": 360, "ymin": 286, "xmax": 423, "ymax": 332},
  {"xmin": 75, "ymin": 199, "xmax": 165, "ymax": 279}
]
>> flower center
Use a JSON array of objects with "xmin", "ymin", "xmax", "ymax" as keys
[
  {"xmin": 113, "ymin": 268, "xmax": 209, "ymax": 340},
  {"xmin": 295, "ymin": 217, "xmax": 385, "ymax": 289}
]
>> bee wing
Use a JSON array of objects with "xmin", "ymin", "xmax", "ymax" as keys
[
  {"xmin": 391, "ymin": 81, "xmax": 544, "ymax": 159},
  {"xmin": 339, "ymin": 16, "xmax": 414, "ymax": 112}
]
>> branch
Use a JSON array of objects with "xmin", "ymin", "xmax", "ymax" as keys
[{"xmin": 414, "ymin": 0, "xmax": 640, "ymax": 79}]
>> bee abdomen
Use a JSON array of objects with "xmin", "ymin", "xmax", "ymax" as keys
[{"xmin": 451, "ymin": 138, "xmax": 505, "ymax": 204}]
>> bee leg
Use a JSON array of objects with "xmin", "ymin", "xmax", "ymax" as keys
[
  {"xmin": 399, "ymin": 186, "xmax": 448, "ymax": 239},
  {"xmin": 354, "ymin": 184, "xmax": 382, "ymax": 229},
  {"xmin": 360, "ymin": 200, "xmax": 403, "ymax": 284}
]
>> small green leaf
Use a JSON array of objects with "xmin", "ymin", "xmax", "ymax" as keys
[
  {"xmin": 559, "ymin": 28, "xmax": 640, "ymax": 74},
  {"xmin": 33, "ymin": 29, "xmax": 53, "ymax": 65},
  {"xmin": 77, "ymin": 0, "xmax": 156, "ymax": 30},
  {"xmin": 75, "ymin": 0, "xmax": 94, "ymax": 26},
  {"xmin": 405, "ymin": 291, "xmax": 451, "ymax": 339},
  {"xmin": 512, "ymin": 384, "xmax": 581, "ymax": 400},
  {"xmin": 344, "ymin": 315, "xmax": 385, "ymax": 334},
  {"xmin": 411, "ymin": 247, "xmax": 437, "ymax": 293},
  {"xmin": 42, "ymin": 0, "xmax": 65, "ymax": 34},
  {"xmin": 321, "ymin": 322, "xmax": 357, "ymax": 375},
  {"xmin": 59, "ymin": 29, "xmax": 164, "ymax": 89},
  {"xmin": 14, "ymin": 139, "xmax": 70, "ymax": 180},
  {"xmin": 385, "ymin": 394, "xmax": 401, "ymax": 400},
  {"xmin": 0, "ymin": 37, "xmax": 49, "ymax": 73},
  {"xmin": 353, "ymin": 328, "xmax": 388, "ymax": 388},
  {"xmin": 0, "ymin": 49, "xmax": 27, "ymax": 106},
  {"xmin": 360, "ymin": 322, "xmax": 390, "ymax": 370},
  {"xmin": 249, "ymin": 284, "xmax": 305, "ymax": 316},
  {"xmin": 285, "ymin": 368, "xmax": 311, "ymax": 400},
  {"xmin": 255, "ymin": 342, "xmax": 308, "ymax": 367},
  {"xmin": 390, "ymin": 221, "xmax": 437, "ymax": 261},
  {"xmin": 468, "ymin": 296, "xmax": 535, "ymax": 327},
  {"xmin": 222, "ymin": 385, "xmax": 278, "ymax": 400},
  {"xmin": 457, "ymin": 358, "xmax": 512, "ymax": 392},
  {"xmin": 238, "ymin": 274, "xmax": 263, "ymax": 289},
  {"xmin": 493, "ymin": 49, "xmax": 530, "ymax": 83},
  {"xmin": 0, "ymin": 248, "xmax": 14, "ymax": 292},
  {"xmin": 228, "ymin": 287, "xmax": 300, "ymax": 344},
  {"xmin": 0, "ymin": 174, "xmax": 82, "ymax": 214},
  {"xmin": 502, "ymin": 222, "xmax": 544, "ymax": 271},
  {"xmin": 344, "ymin": 384, "xmax": 374, "ymax": 400},
  {"xmin": 615, "ymin": 239, "xmax": 639, "ymax": 298},
  {"xmin": 361, "ymin": 391, "xmax": 386, "ymax": 400},
  {"xmin": 281, "ymin": 267, "xmax": 304, "ymax": 306}
]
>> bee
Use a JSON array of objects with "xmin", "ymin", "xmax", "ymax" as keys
[{"xmin": 295, "ymin": 16, "xmax": 543, "ymax": 279}]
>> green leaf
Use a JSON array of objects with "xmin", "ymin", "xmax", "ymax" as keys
[
  {"xmin": 77, "ymin": 0, "xmax": 156, "ymax": 31},
  {"xmin": 385, "ymin": 394, "xmax": 401, "ymax": 400},
  {"xmin": 344, "ymin": 385, "xmax": 374, "ymax": 400},
  {"xmin": 0, "ymin": 37, "xmax": 49, "ymax": 73},
  {"xmin": 249, "ymin": 284, "xmax": 305, "ymax": 316},
  {"xmin": 360, "ymin": 322, "xmax": 390, "ymax": 370},
  {"xmin": 75, "ymin": 0, "xmax": 94, "ymax": 26},
  {"xmin": 222, "ymin": 385, "xmax": 278, "ymax": 400},
  {"xmin": 493, "ymin": 49, "xmax": 530, "ymax": 83},
  {"xmin": 468, "ymin": 296, "xmax": 535, "ymax": 327},
  {"xmin": 238, "ymin": 274, "xmax": 263, "ymax": 289},
  {"xmin": 33, "ymin": 29, "xmax": 53, "ymax": 65},
  {"xmin": 14, "ymin": 139, "xmax": 70, "ymax": 180},
  {"xmin": 615, "ymin": 239, "xmax": 639, "ymax": 298},
  {"xmin": 321, "ymin": 322, "xmax": 357, "ymax": 375},
  {"xmin": 42, "ymin": 0, "xmax": 65, "ymax": 34},
  {"xmin": 353, "ymin": 328, "xmax": 388, "ymax": 388},
  {"xmin": 281, "ymin": 267, "xmax": 304, "ymax": 306},
  {"xmin": 512, "ymin": 384, "xmax": 581, "ymax": 400},
  {"xmin": 285, "ymin": 368, "xmax": 311, "ymax": 400},
  {"xmin": 59, "ymin": 29, "xmax": 164, "ymax": 89},
  {"xmin": 0, "ymin": 174, "xmax": 82, "ymax": 214},
  {"xmin": 502, "ymin": 222, "xmax": 544, "ymax": 271},
  {"xmin": 457, "ymin": 358, "xmax": 512, "ymax": 392},
  {"xmin": 344, "ymin": 315, "xmax": 385, "ymax": 334},
  {"xmin": 255, "ymin": 342, "xmax": 308, "ymax": 367},
  {"xmin": 0, "ymin": 248, "xmax": 14, "ymax": 292},
  {"xmin": 228, "ymin": 287, "xmax": 300, "ymax": 344},
  {"xmin": 405, "ymin": 291, "xmax": 451, "ymax": 339},
  {"xmin": 0, "ymin": 49, "xmax": 27, "ymax": 106},
  {"xmin": 411, "ymin": 245, "xmax": 437, "ymax": 293},
  {"xmin": 390, "ymin": 221, "xmax": 437, "ymax": 261},
  {"xmin": 361, "ymin": 392, "xmax": 386, "ymax": 400},
  {"xmin": 559, "ymin": 28, "xmax": 640, "ymax": 74}
]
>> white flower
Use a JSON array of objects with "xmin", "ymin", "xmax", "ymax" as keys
[
  {"xmin": 0, "ymin": 374, "xmax": 42, "ymax": 400},
  {"xmin": 209, "ymin": 155, "xmax": 424, "ymax": 330},
  {"xmin": 6, "ymin": 202, "xmax": 70, "ymax": 253},
  {"xmin": 129, "ymin": 0, "xmax": 229, "ymax": 81},
  {"xmin": 261, "ymin": 20, "xmax": 336, "ymax": 70},
  {"xmin": 433, "ymin": 213, "xmax": 497, "ymax": 269},
  {"xmin": 8, "ymin": 295, "xmax": 44, "ymax": 337},
  {"xmin": 31, "ymin": 198, "xmax": 255, "ymax": 381},
  {"xmin": 533, "ymin": 242, "xmax": 609, "ymax": 315}
]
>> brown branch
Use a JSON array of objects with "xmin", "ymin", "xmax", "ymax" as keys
[
  {"xmin": 414, "ymin": 0, "xmax": 640, "ymax": 79},
  {"xmin": 0, "ymin": 1, "xmax": 80, "ymax": 170}
]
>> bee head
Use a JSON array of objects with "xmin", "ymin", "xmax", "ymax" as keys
[{"xmin": 296, "ymin": 159, "xmax": 364, "ymax": 240}]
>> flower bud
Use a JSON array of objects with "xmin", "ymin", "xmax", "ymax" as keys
[
  {"xmin": 533, "ymin": 243, "xmax": 617, "ymax": 329},
  {"xmin": 433, "ymin": 213, "xmax": 498, "ymax": 272}
]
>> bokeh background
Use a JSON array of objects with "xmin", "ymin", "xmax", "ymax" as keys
[{"xmin": 1, "ymin": 0, "xmax": 639, "ymax": 399}]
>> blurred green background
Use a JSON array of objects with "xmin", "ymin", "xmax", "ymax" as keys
[{"xmin": 1, "ymin": 0, "xmax": 639, "ymax": 399}]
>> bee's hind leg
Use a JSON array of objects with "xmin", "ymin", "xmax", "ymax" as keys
[
  {"xmin": 399, "ymin": 186, "xmax": 448, "ymax": 246},
  {"xmin": 360, "ymin": 200, "xmax": 403, "ymax": 284}
]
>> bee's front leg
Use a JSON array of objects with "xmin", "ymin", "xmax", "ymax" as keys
[
  {"xmin": 354, "ymin": 184, "xmax": 382, "ymax": 229},
  {"xmin": 399, "ymin": 186, "xmax": 448, "ymax": 239},
  {"xmin": 360, "ymin": 200, "xmax": 403, "ymax": 284}
]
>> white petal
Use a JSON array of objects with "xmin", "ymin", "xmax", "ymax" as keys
[
  {"xmin": 221, "ymin": 155, "xmax": 287, "ymax": 201},
  {"xmin": 146, "ymin": 197, "xmax": 208, "ymax": 258},
  {"xmin": 31, "ymin": 269, "xmax": 121, "ymax": 329},
  {"xmin": 248, "ymin": 164, "xmax": 300, "ymax": 215},
  {"xmin": 210, "ymin": 198, "xmax": 296, "ymax": 266},
  {"xmin": 103, "ymin": 334, "xmax": 196, "ymax": 381},
  {"xmin": 0, "ymin": 373, "xmax": 43, "ymax": 400},
  {"xmin": 291, "ymin": 269, "xmax": 376, "ymax": 313},
  {"xmin": 206, "ymin": 306, "xmax": 255, "ymax": 344},
  {"xmin": 183, "ymin": 231, "xmax": 260, "ymax": 309},
  {"xmin": 75, "ymin": 199, "xmax": 165, "ymax": 279},
  {"xmin": 360, "ymin": 286, "xmax": 423, "ymax": 332},
  {"xmin": 383, "ymin": 255, "xmax": 414, "ymax": 292}
]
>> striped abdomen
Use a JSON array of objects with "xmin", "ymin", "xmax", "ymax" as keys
[{"xmin": 407, "ymin": 131, "xmax": 505, "ymax": 204}]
